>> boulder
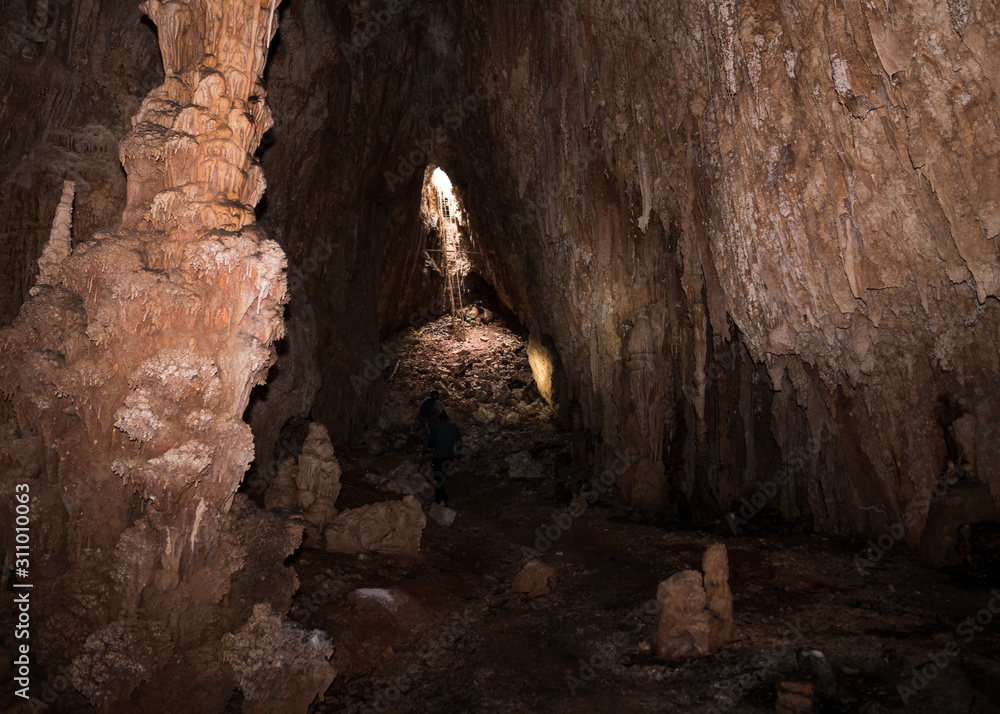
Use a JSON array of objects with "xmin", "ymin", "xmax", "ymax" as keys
[
  {"xmin": 512, "ymin": 560, "xmax": 556, "ymax": 597},
  {"xmin": 505, "ymin": 451, "xmax": 544, "ymax": 480},
  {"xmin": 776, "ymin": 680, "xmax": 816, "ymax": 714},
  {"xmin": 359, "ymin": 428, "xmax": 388, "ymax": 455},
  {"xmin": 653, "ymin": 570, "xmax": 712, "ymax": 661},
  {"xmin": 473, "ymin": 405, "xmax": 497, "ymax": 424},
  {"xmin": 653, "ymin": 543, "xmax": 735, "ymax": 661},
  {"xmin": 222, "ymin": 603, "xmax": 335, "ymax": 714},
  {"xmin": 428, "ymin": 503, "xmax": 457, "ymax": 527},
  {"xmin": 501, "ymin": 411, "xmax": 521, "ymax": 427},
  {"xmin": 347, "ymin": 587, "xmax": 429, "ymax": 632},
  {"xmin": 324, "ymin": 495, "xmax": 426, "ymax": 558}
]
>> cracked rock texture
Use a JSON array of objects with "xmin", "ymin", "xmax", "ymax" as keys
[
  {"xmin": 264, "ymin": 422, "xmax": 343, "ymax": 548},
  {"xmin": 442, "ymin": 0, "xmax": 1000, "ymax": 546},
  {"xmin": 324, "ymin": 494, "xmax": 427, "ymax": 559}
]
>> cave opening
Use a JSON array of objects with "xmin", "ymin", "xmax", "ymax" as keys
[{"xmin": 421, "ymin": 166, "xmax": 473, "ymax": 318}]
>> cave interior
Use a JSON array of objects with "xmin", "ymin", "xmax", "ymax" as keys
[{"xmin": 1, "ymin": 0, "xmax": 1000, "ymax": 711}]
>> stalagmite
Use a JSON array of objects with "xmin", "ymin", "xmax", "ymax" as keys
[
  {"xmin": 264, "ymin": 422, "xmax": 342, "ymax": 547},
  {"xmin": 653, "ymin": 543, "xmax": 734, "ymax": 661},
  {"xmin": 30, "ymin": 179, "xmax": 75, "ymax": 294},
  {"xmin": 0, "ymin": 0, "xmax": 335, "ymax": 709}
]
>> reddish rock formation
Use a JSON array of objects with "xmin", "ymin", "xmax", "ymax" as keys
[
  {"xmin": 0, "ymin": 0, "xmax": 334, "ymax": 709},
  {"xmin": 653, "ymin": 544, "xmax": 735, "ymax": 661}
]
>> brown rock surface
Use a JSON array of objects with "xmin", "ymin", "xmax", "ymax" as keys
[
  {"xmin": 6, "ymin": 0, "xmax": 999, "ymax": 551},
  {"xmin": 3, "ymin": 0, "xmax": 1000, "ymax": 705},
  {"xmin": 654, "ymin": 544, "xmax": 735, "ymax": 660},
  {"xmin": 653, "ymin": 570, "xmax": 712, "ymax": 661},
  {"xmin": 703, "ymin": 543, "xmax": 736, "ymax": 647},
  {"xmin": 512, "ymin": 560, "xmax": 557, "ymax": 597},
  {"xmin": 265, "ymin": 422, "xmax": 342, "ymax": 547},
  {"xmin": 324, "ymin": 495, "xmax": 427, "ymax": 559},
  {"xmin": 0, "ymin": 0, "xmax": 335, "ymax": 709}
]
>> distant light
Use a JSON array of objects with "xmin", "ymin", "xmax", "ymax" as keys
[{"xmin": 431, "ymin": 167, "xmax": 453, "ymax": 193}]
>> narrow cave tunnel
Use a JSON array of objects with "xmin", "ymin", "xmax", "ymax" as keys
[{"xmin": 2, "ymin": 0, "xmax": 1000, "ymax": 712}]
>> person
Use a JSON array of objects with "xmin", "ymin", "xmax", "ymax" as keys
[
  {"xmin": 461, "ymin": 300, "xmax": 481, "ymax": 323},
  {"xmin": 417, "ymin": 390, "xmax": 439, "ymax": 438},
  {"xmin": 423, "ymin": 411, "xmax": 462, "ymax": 506}
]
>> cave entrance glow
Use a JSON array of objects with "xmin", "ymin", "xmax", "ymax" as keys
[{"xmin": 422, "ymin": 167, "xmax": 471, "ymax": 317}]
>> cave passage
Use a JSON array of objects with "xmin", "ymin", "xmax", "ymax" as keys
[
  {"xmin": 422, "ymin": 166, "xmax": 474, "ymax": 318},
  {"xmin": 4, "ymin": 0, "xmax": 1000, "ymax": 710},
  {"xmin": 281, "ymin": 309, "xmax": 1000, "ymax": 713}
]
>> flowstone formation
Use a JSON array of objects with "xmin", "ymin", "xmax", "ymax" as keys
[
  {"xmin": 0, "ymin": 0, "xmax": 334, "ymax": 710},
  {"xmin": 265, "ymin": 422, "xmax": 343, "ymax": 548}
]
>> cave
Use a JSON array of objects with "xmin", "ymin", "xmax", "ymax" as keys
[{"xmin": 2, "ymin": 0, "xmax": 1000, "ymax": 711}]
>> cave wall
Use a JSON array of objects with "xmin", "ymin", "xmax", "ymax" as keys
[
  {"xmin": 0, "ymin": 0, "xmax": 162, "ymax": 326},
  {"xmin": 441, "ymin": 0, "xmax": 1000, "ymax": 541},
  {"xmin": 246, "ymin": 0, "xmax": 468, "ymax": 455}
]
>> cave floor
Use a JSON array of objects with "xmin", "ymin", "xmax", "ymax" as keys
[{"xmin": 285, "ymin": 314, "xmax": 1000, "ymax": 714}]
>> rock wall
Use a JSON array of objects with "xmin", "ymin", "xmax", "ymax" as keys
[
  {"xmin": 440, "ymin": 0, "xmax": 1000, "ymax": 544},
  {"xmin": 0, "ymin": 0, "xmax": 161, "ymax": 326},
  {"xmin": 0, "ymin": 0, "xmax": 334, "ymax": 709},
  {"xmin": 252, "ymin": 0, "xmax": 458, "ymax": 445}
]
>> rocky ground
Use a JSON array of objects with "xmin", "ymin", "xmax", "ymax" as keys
[{"xmin": 266, "ymin": 311, "xmax": 1000, "ymax": 714}]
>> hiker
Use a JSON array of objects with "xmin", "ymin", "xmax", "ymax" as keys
[
  {"xmin": 418, "ymin": 390, "xmax": 439, "ymax": 438},
  {"xmin": 423, "ymin": 411, "xmax": 462, "ymax": 506}
]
